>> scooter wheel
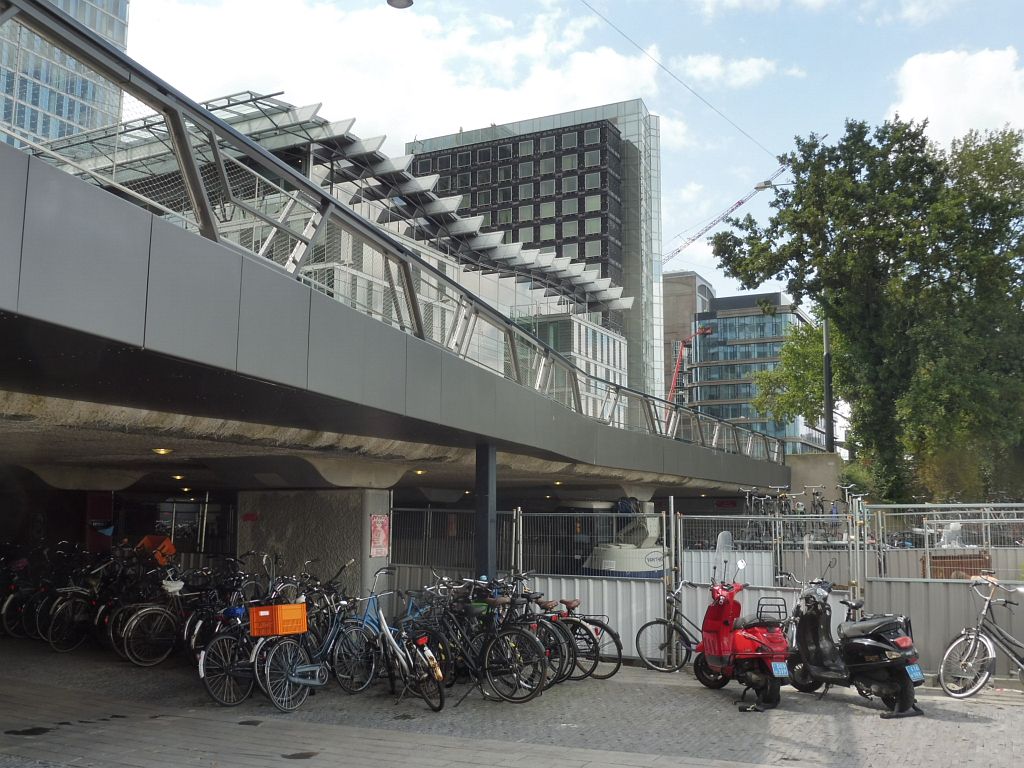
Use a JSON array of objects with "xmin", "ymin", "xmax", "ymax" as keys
[
  {"xmin": 789, "ymin": 661, "xmax": 823, "ymax": 693},
  {"xmin": 694, "ymin": 653, "xmax": 729, "ymax": 689},
  {"xmin": 881, "ymin": 669, "xmax": 916, "ymax": 714}
]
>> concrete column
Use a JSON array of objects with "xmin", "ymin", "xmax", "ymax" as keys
[
  {"xmin": 237, "ymin": 488, "xmax": 391, "ymax": 597},
  {"xmin": 474, "ymin": 442, "xmax": 496, "ymax": 579}
]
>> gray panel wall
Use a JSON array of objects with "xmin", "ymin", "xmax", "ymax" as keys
[
  {"xmin": 0, "ymin": 145, "xmax": 28, "ymax": 312},
  {"xmin": 18, "ymin": 158, "xmax": 152, "ymax": 346}
]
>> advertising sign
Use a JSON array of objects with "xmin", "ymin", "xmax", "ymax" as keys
[{"xmin": 370, "ymin": 513, "xmax": 390, "ymax": 558}]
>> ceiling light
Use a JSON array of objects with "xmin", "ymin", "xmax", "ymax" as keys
[
  {"xmin": 387, "ymin": 0, "xmax": 413, "ymax": 7},
  {"xmin": 181, "ymin": 487, "xmax": 191, "ymax": 493},
  {"xmin": 151, "ymin": 448, "xmax": 173, "ymax": 455},
  {"xmin": 545, "ymin": 495, "xmax": 552, "ymax": 499},
  {"xmin": 171, "ymin": 475, "xmax": 184, "ymax": 481},
  {"xmin": 554, "ymin": 481, "xmax": 563, "ymax": 486},
  {"xmin": 413, "ymin": 469, "xmax": 427, "ymax": 475},
  {"xmin": 464, "ymin": 490, "xmax": 471, "ymax": 495}
]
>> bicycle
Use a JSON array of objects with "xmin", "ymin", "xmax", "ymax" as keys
[
  {"xmin": 635, "ymin": 580, "xmax": 699, "ymax": 672},
  {"xmin": 937, "ymin": 571, "xmax": 1024, "ymax": 699}
]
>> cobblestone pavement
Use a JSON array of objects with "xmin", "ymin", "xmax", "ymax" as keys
[{"xmin": 0, "ymin": 639, "xmax": 1021, "ymax": 767}]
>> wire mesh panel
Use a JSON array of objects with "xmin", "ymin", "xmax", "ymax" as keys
[{"xmin": 389, "ymin": 508, "xmax": 514, "ymax": 574}]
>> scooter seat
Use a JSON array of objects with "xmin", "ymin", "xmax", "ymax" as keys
[
  {"xmin": 734, "ymin": 614, "xmax": 782, "ymax": 630},
  {"xmin": 838, "ymin": 615, "xmax": 900, "ymax": 639}
]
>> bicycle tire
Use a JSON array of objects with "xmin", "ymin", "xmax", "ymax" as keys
[
  {"xmin": 579, "ymin": 617, "xmax": 622, "ymax": 680},
  {"xmin": 635, "ymin": 619, "xmax": 692, "ymax": 672},
  {"xmin": 264, "ymin": 637, "xmax": 311, "ymax": 712},
  {"xmin": 411, "ymin": 647, "xmax": 445, "ymax": 712},
  {"xmin": 331, "ymin": 624, "xmax": 377, "ymax": 693},
  {"xmin": 199, "ymin": 632, "xmax": 255, "ymax": 706},
  {"xmin": 2, "ymin": 591, "xmax": 29, "ymax": 638},
  {"xmin": 20, "ymin": 591, "xmax": 47, "ymax": 639},
  {"xmin": 534, "ymin": 618, "xmax": 571, "ymax": 688},
  {"xmin": 483, "ymin": 628, "xmax": 547, "ymax": 703},
  {"xmin": 47, "ymin": 596, "xmax": 91, "ymax": 653},
  {"xmin": 559, "ymin": 616, "xmax": 599, "ymax": 681},
  {"xmin": 123, "ymin": 607, "xmax": 178, "ymax": 667},
  {"xmin": 938, "ymin": 632, "xmax": 995, "ymax": 699},
  {"xmin": 34, "ymin": 594, "xmax": 61, "ymax": 641}
]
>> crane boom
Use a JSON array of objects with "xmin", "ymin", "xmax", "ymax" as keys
[{"xmin": 662, "ymin": 164, "xmax": 787, "ymax": 266}]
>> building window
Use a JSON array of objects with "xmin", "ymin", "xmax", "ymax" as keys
[
  {"xmin": 585, "ymin": 240, "xmax": 602, "ymax": 258},
  {"xmin": 477, "ymin": 169, "xmax": 491, "ymax": 185},
  {"xmin": 498, "ymin": 186, "xmax": 512, "ymax": 202},
  {"xmin": 584, "ymin": 149, "xmax": 601, "ymax": 167},
  {"xmin": 540, "ymin": 157, "xmax": 555, "ymax": 174},
  {"xmin": 562, "ymin": 154, "xmax": 577, "ymax": 171},
  {"xmin": 477, "ymin": 147, "xmax": 492, "ymax": 163},
  {"xmin": 498, "ymin": 144, "xmax": 512, "ymax": 159},
  {"xmin": 585, "ymin": 194, "xmax": 601, "ymax": 212},
  {"xmin": 476, "ymin": 190, "xmax": 491, "ymax": 206},
  {"xmin": 562, "ymin": 220, "xmax": 578, "ymax": 238},
  {"xmin": 518, "ymin": 139, "xmax": 534, "ymax": 155},
  {"xmin": 518, "ymin": 160, "xmax": 533, "ymax": 177},
  {"xmin": 437, "ymin": 176, "xmax": 451, "ymax": 192},
  {"xmin": 562, "ymin": 132, "xmax": 578, "ymax": 149},
  {"xmin": 540, "ymin": 136, "xmax": 556, "ymax": 153},
  {"xmin": 561, "ymin": 198, "xmax": 579, "ymax": 215},
  {"xmin": 458, "ymin": 196, "xmax": 472, "ymax": 212},
  {"xmin": 539, "ymin": 201, "xmax": 555, "ymax": 218},
  {"xmin": 563, "ymin": 176, "xmax": 579, "ymax": 193},
  {"xmin": 585, "ymin": 172, "xmax": 601, "ymax": 190},
  {"xmin": 480, "ymin": 211, "xmax": 491, "ymax": 227},
  {"xmin": 584, "ymin": 127, "xmax": 600, "ymax": 145},
  {"xmin": 539, "ymin": 179, "xmax": 555, "ymax": 196},
  {"xmin": 518, "ymin": 182, "xmax": 534, "ymax": 199},
  {"xmin": 457, "ymin": 172, "xmax": 471, "ymax": 189},
  {"xmin": 539, "ymin": 223, "xmax": 555, "ymax": 240},
  {"xmin": 585, "ymin": 217, "xmax": 602, "ymax": 235},
  {"xmin": 497, "ymin": 208, "xmax": 512, "ymax": 225},
  {"xmin": 437, "ymin": 155, "xmax": 451, "ymax": 170},
  {"xmin": 416, "ymin": 158, "xmax": 431, "ymax": 174},
  {"xmin": 562, "ymin": 242, "xmax": 578, "ymax": 259},
  {"xmin": 518, "ymin": 204, "xmax": 533, "ymax": 221},
  {"xmin": 457, "ymin": 151, "xmax": 471, "ymax": 167},
  {"xmin": 518, "ymin": 226, "xmax": 533, "ymax": 243},
  {"xmin": 498, "ymin": 165, "xmax": 512, "ymax": 181}
]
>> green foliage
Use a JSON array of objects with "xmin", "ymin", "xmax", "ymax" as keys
[{"xmin": 713, "ymin": 119, "xmax": 1024, "ymax": 501}]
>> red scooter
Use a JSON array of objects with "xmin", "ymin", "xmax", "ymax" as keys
[{"xmin": 691, "ymin": 558, "xmax": 791, "ymax": 712}]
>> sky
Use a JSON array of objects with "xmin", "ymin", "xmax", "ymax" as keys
[{"xmin": 125, "ymin": 0, "xmax": 1024, "ymax": 297}]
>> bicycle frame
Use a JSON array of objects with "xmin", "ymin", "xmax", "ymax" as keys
[{"xmin": 965, "ymin": 578, "xmax": 1024, "ymax": 670}]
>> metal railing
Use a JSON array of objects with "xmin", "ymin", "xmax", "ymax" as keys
[{"xmin": 0, "ymin": 0, "xmax": 784, "ymax": 464}]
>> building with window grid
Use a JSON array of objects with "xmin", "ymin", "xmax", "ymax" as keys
[
  {"xmin": 688, "ymin": 292, "xmax": 825, "ymax": 455},
  {"xmin": 1, "ymin": 0, "xmax": 128, "ymax": 145},
  {"xmin": 407, "ymin": 100, "xmax": 664, "ymax": 399}
]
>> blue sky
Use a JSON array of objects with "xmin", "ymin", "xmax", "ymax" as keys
[{"xmin": 127, "ymin": 0, "xmax": 1024, "ymax": 295}]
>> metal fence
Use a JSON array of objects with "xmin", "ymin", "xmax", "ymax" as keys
[{"xmin": 0, "ymin": 0, "xmax": 785, "ymax": 464}]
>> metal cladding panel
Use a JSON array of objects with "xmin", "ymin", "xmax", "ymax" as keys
[
  {"xmin": 525, "ymin": 396, "xmax": 593, "ymax": 464},
  {"xmin": 357, "ymin": 318, "xmax": 408, "ymax": 413},
  {"xmin": 18, "ymin": 157, "xmax": 151, "ymax": 346},
  {"xmin": 404, "ymin": 336, "xmax": 442, "ymax": 424},
  {"xmin": 439, "ymin": 354, "xmax": 497, "ymax": 438},
  {"xmin": 593, "ymin": 423, "xmax": 662, "ymax": 473},
  {"xmin": 492, "ymin": 377, "xmax": 540, "ymax": 449},
  {"xmin": 236, "ymin": 257, "xmax": 311, "ymax": 390},
  {"xmin": 306, "ymin": 290, "xmax": 367, "ymax": 403},
  {"xmin": 0, "ymin": 144, "xmax": 28, "ymax": 312},
  {"xmin": 144, "ymin": 218, "xmax": 242, "ymax": 370}
]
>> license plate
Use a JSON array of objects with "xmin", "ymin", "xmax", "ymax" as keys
[
  {"xmin": 771, "ymin": 661, "xmax": 789, "ymax": 677},
  {"xmin": 906, "ymin": 663, "xmax": 924, "ymax": 682}
]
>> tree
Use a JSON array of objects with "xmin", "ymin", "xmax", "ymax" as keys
[{"xmin": 713, "ymin": 120, "xmax": 1024, "ymax": 501}]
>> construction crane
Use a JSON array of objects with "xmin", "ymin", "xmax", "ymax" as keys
[
  {"xmin": 666, "ymin": 326, "xmax": 712, "ymax": 407},
  {"xmin": 661, "ymin": 164, "xmax": 788, "ymax": 267}
]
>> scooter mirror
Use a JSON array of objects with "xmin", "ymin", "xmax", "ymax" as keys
[{"xmin": 736, "ymin": 558, "xmax": 747, "ymax": 570}]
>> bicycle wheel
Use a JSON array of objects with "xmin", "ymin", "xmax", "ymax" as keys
[
  {"xmin": 200, "ymin": 632, "xmax": 255, "ymax": 706},
  {"xmin": 2, "ymin": 591, "xmax": 29, "ymax": 638},
  {"xmin": 411, "ymin": 647, "xmax": 445, "ymax": 712},
  {"xmin": 34, "ymin": 594, "xmax": 60, "ymax": 641},
  {"xmin": 124, "ymin": 607, "xmax": 178, "ymax": 667},
  {"xmin": 938, "ymin": 632, "xmax": 995, "ymax": 699},
  {"xmin": 635, "ymin": 619, "xmax": 692, "ymax": 672},
  {"xmin": 580, "ymin": 617, "xmax": 622, "ymax": 680},
  {"xmin": 47, "ymin": 596, "xmax": 92, "ymax": 653},
  {"xmin": 560, "ymin": 616, "xmax": 599, "ymax": 681},
  {"xmin": 108, "ymin": 603, "xmax": 139, "ymax": 659},
  {"xmin": 20, "ymin": 592, "xmax": 47, "ymax": 639},
  {"xmin": 534, "ymin": 619, "xmax": 571, "ymax": 688},
  {"xmin": 264, "ymin": 637, "xmax": 311, "ymax": 712},
  {"xmin": 483, "ymin": 628, "xmax": 547, "ymax": 703},
  {"xmin": 331, "ymin": 624, "xmax": 377, "ymax": 693}
]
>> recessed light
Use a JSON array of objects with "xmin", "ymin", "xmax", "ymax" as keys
[
  {"xmin": 413, "ymin": 469, "xmax": 427, "ymax": 475},
  {"xmin": 152, "ymin": 448, "xmax": 173, "ymax": 455},
  {"xmin": 554, "ymin": 481, "xmax": 563, "ymax": 486},
  {"xmin": 545, "ymin": 495, "xmax": 552, "ymax": 499},
  {"xmin": 464, "ymin": 490, "xmax": 471, "ymax": 495},
  {"xmin": 181, "ymin": 487, "xmax": 191, "ymax": 493},
  {"xmin": 171, "ymin": 475, "xmax": 184, "ymax": 481}
]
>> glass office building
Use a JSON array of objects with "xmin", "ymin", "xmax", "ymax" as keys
[
  {"xmin": 1, "ymin": 0, "xmax": 128, "ymax": 145},
  {"xmin": 408, "ymin": 100, "xmax": 664, "ymax": 399},
  {"xmin": 690, "ymin": 292, "xmax": 824, "ymax": 454}
]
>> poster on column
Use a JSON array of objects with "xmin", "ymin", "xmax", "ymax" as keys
[{"xmin": 370, "ymin": 514, "xmax": 390, "ymax": 558}]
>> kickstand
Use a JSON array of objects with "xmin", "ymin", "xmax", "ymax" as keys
[
  {"xmin": 738, "ymin": 702, "xmax": 763, "ymax": 713},
  {"xmin": 735, "ymin": 686, "xmax": 752, "ymax": 704},
  {"xmin": 881, "ymin": 702, "xmax": 924, "ymax": 720},
  {"xmin": 816, "ymin": 683, "xmax": 832, "ymax": 700}
]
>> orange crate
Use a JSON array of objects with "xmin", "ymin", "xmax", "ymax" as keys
[
  {"xmin": 136, "ymin": 535, "xmax": 176, "ymax": 566},
  {"xmin": 248, "ymin": 604, "xmax": 308, "ymax": 637}
]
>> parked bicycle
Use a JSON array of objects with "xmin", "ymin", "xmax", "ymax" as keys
[
  {"xmin": 937, "ymin": 571, "xmax": 1024, "ymax": 698},
  {"xmin": 635, "ymin": 579, "xmax": 699, "ymax": 672}
]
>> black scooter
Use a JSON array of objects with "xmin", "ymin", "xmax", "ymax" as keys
[{"xmin": 781, "ymin": 568, "xmax": 924, "ymax": 718}]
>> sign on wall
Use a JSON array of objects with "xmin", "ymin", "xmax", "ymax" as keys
[{"xmin": 370, "ymin": 513, "xmax": 390, "ymax": 558}]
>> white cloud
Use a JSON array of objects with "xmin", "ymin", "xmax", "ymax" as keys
[
  {"xmin": 659, "ymin": 114, "xmax": 696, "ymax": 150},
  {"xmin": 888, "ymin": 47, "xmax": 1024, "ymax": 145},
  {"xmin": 865, "ymin": 0, "xmax": 966, "ymax": 25},
  {"xmin": 126, "ymin": 0, "xmax": 659, "ymax": 156},
  {"xmin": 691, "ymin": 0, "xmax": 834, "ymax": 17},
  {"xmin": 670, "ymin": 54, "xmax": 778, "ymax": 89}
]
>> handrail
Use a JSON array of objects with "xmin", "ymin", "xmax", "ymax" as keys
[{"xmin": 0, "ymin": 0, "xmax": 784, "ymax": 464}]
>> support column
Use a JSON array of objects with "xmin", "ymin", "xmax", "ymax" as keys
[{"xmin": 474, "ymin": 442, "xmax": 497, "ymax": 579}]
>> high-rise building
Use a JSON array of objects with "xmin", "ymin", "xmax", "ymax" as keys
[
  {"xmin": 0, "ymin": 0, "xmax": 129, "ymax": 145},
  {"xmin": 663, "ymin": 270, "xmax": 716, "ymax": 402},
  {"xmin": 687, "ymin": 291, "xmax": 825, "ymax": 455},
  {"xmin": 407, "ymin": 100, "xmax": 664, "ymax": 398}
]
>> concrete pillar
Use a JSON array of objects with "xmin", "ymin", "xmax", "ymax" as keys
[
  {"xmin": 237, "ymin": 488, "xmax": 391, "ymax": 597},
  {"xmin": 474, "ymin": 442, "xmax": 496, "ymax": 579}
]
